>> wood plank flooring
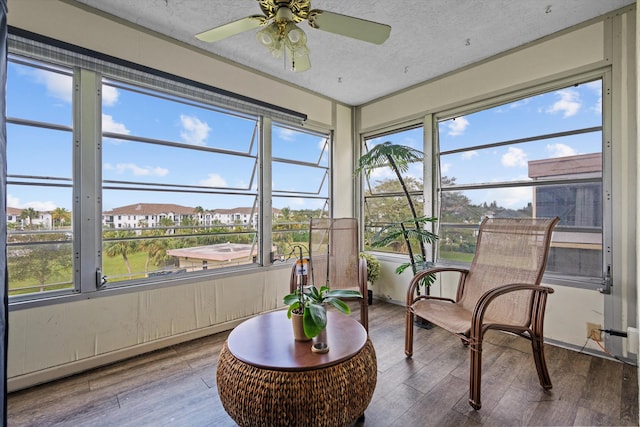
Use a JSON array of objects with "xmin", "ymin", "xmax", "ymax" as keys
[{"xmin": 7, "ymin": 301, "xmax": 639, "ymax": 426}]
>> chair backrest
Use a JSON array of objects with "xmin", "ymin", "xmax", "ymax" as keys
[
  {"xmin": 308, "ymin": 218, "xmax": 359, "ymax": 290},
  {"xmin": 459, "ymin": 217, "xmax": 559, "ymax": 325}
]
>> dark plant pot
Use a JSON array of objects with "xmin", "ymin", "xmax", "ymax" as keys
[
  {"xmin": 415, "ymin": 316, "xmax": 433, "ymax": 329},
  {"xmin": 367, "ymin": 289, "xmax": 373, "ymax": 305}
]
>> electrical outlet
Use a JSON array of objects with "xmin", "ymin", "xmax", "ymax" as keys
[{"xmin": 587, "ymin": 322, "xmax": 602, "ymax": 340}]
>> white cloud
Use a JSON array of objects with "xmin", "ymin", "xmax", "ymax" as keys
[
  {"xmin": 584, "ymin": 80, "xmax": 602, "ymax": 113},
  {"xmin": 102, "ymin": 114, "xmax": 131, "ymax": 134},
  {"xmin": 509, "ymin": 99, "xmax": 530, "ymax": 109},
  {"xmin": 105, "ymin": 162, "xmax": 168, "ymax": 177},
  {"xmin": 32, "ymin": 69, "xmax": 72, "ymax": 103},
  {"xmin": 546, "ymin": 143, "xmax": 577, "ymax": 158},
  {"xmin": 102, "ymin": 85, "xmax": 120, "ymax": 107},
  {"xmin": 180, "ymin": 114, "xmax": 211, "ymax": 146},
  {"xmin": 462, "ymin": 150, "xmax": 478, "ymax": 160},
  {"xmin": 278, "ymin": 128, "xmax": 297, "ymax": 141},
  {"xmin": 496, "ymin": 99, "xmax": 530, "ymax": 113},
  {"xmin": 501, "ymin": 147, "xmax": 528, "ymax": 168},
  {"xmin": 447, "ymin": 116, "xmax": 469, "ymax": 136},
  {"xmin": 546, "ymin": 89, "xmax": 581, "ymax": 117},
  {"xmin": 25, "ymin": 200, "xmax": 58, "ymax": 212},
  {"xmin": 8, "ymin": 194, "xmax": 58, "ymax": 211},
  {"xmin": 485, "ymin": 187, "xmax": 532, "ymax": 209},
  {"xmin": 200, "ymin": 173, "xmax": 227, "ymax": 187},
  {"xmin": 7, "ymin": 195, "xmax": 21, "ymax": 208},
  {"xmin": 281, "ymin": 197, "xmax": 326, "ymax": 209},
  {"xmin": 440, "ymin": 162, "xmax": 452, "ymax": 174}
]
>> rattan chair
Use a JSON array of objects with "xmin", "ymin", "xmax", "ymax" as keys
[
  {"xmin": 290, "ymin": 218, "xmax": 368, "ymax": 331},
  {"xmin": 405, "ymin": 216, "xmax": 559, "ymax": 410}
]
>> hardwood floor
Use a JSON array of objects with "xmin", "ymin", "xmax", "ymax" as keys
[{"xmin": 7, "ymin": 301, "xmax": 639, "ymax": 426}]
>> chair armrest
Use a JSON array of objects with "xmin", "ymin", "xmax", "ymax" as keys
[
  {"xmin": 288, "ymin": 263, "xmax": 298, "ymax": 293},
  {"xmin": 470, "ymin": 283, "xmax": 554, "ymax": 337},
  {"xmin": 406, "ymin": 266, "xmax": 470, "ymax": 306}
]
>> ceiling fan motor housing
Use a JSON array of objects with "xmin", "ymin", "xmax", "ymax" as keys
[{"xmin": 260, "ymin": 0, "xmax": 310, "ymax": 23}]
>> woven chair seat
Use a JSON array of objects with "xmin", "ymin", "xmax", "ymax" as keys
[
  {"xmin": 413, "ymin": 299, "xmax": 498, "ymax": 335},
  {"xmin": 405, "ymin": 216, "xmax": 559, "ymax": 410}
]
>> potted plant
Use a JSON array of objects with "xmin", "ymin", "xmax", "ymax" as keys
[
  {"xmin": 360, "ymin": 252, "xmax": 380, "ymax": 304},
  {"xmin": 355, "ymin": 141, "xmax": 438, "ymax": 297},
  {"xmin": 283, "ymin": 283, "xmax": 362, "ymax": 339}
]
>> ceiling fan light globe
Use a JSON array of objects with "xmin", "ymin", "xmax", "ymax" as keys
[
  {"xmin": 284, "ymin": 22, "xmax": 306, "ymax": 43},
  {"xmin": 257, "ymin": 23, "xmax": 281, "ymax": 49},
  {"xmin": 287, "ymin": 28, "xmax": 303, "ymax": 43},
  {"xmin": 258, "ymin": 32, "xmax": 273, "ymax": 46}
]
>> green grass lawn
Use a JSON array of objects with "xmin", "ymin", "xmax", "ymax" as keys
[
  {"xmin": 439, "ymin": 251, "xmax": 474, "ymax": 263},
  {"xmin": 102, "ymin": 251, "xmax": 154, "ymax": 282},
  {"xmin": 10, "ymin": 251, "xmax": 151, "ymax": 294}
]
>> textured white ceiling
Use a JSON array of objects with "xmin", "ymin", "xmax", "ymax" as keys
[{"xmin": 70, "ymin": 0, "xmax": 634, "ymax": 106}]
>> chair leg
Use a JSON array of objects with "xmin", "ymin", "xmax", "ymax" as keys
[
  {"xmin": 531, "ymin": 333, "xmax": 552, "ymax": 389},
  {"xmin": 468, "ymin": 338, "xmax": 482, "ymax": 410},
  {"xmin": 404, "ymin": 307, "xmax": 414, "ymax": 358},
  {"xmin": 360, "ymin": 298, "xmax": 368, "ymax": 332},
  {"xmin": 405, "ymin": 308, "xmax": 414, "ymax": 357}
]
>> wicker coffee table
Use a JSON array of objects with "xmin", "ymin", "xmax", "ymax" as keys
[{"xmin": 216, "ymin": 310, "xmax": 377, "ymax": 426}]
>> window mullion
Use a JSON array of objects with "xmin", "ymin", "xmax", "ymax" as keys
[
  {"xmin": 75, "ymin": 68, "xmax": 102, "ymax": 293},
  {"xmin": 423, "ymin": 113, "xmax": 435, "ymax": 263},
  {"xmin": 260, "ymin": 116, "xmax": 273, "ymax": 265}
]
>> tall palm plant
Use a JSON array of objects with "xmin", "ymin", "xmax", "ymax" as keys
[
  {"xmin": 103, "ymin": 230, "xmax": 138, "ymax": 276},
  {"xmin": 20, "ymin": 207, "xmax": 39, "ymax": 229},
  {"xmin": 355, "ymin": 142, "xmax": 438, "ymax": 292},
  {"xmin": 51, "ymin": 207, "xmax": 71, "ymax": 229}
]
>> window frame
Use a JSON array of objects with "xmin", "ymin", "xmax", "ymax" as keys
[
  {"xmin": 6, "ymin": 30, "xmax": 329, "ymax": 308},
  {"xmin": 359, "ymin": 122, "xmax": 432, "ymax": 262},
  {"xmin": 98, "ymin": 75, "xmax": 264, "ymax": 288},
  {"xmin": 431, "ymin": 69, "xmax": 612, "ymax": 291}
]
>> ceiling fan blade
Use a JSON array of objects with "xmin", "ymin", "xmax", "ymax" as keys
[
  {"xmin": 196, "ymin": 15, "xmax": 266, "ymax": 43},
  {"xmin": 308, "ymin": 10, "xmax": 391, "ymax": 45}
]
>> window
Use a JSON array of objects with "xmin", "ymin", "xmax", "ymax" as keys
[
  {"xmin": 362, "ymin": 126, "xmax": 424, "ymax": 255},
  {"xmin": 6, "ymin": 34, "xmax": 319, "ymax": 302},
  {"xmin": 436, "ymin": 77, "xmax": 607, "ymax": 288},
  {"xmin": 101, "ymin": 78, "xmax": 261, "ymax": 283},
  {"xmin": 271, "ymin": 123, "xmax": 330, "ymax": 260},
  {"xmin": 6, "ymin": 56, "xmax": 75, "ymax": 296}
]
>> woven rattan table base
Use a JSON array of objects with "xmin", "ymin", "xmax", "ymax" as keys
[{"xmin": 217, "ymin": 338, "xmax": 377, "ymax": 427}]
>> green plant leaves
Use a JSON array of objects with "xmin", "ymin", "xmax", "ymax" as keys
[
  {"xmin": 284, "ymin": 285, "xmax": 363, "ymax": 338},
  {"xmin": 371, "ymin": 216, "xmax": 438, "ymax": 249},
  {"xmin": 355, "ymin": 141, "xmax": 423, "ymax": 176},
  {"xmin": 303, "ymin": 302, "xmax": 327, "ymax": 338}
]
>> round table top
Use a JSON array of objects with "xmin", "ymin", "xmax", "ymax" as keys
[{"xmin": 227, "ymin": 310, "xmax": 367, "ymax": 371}]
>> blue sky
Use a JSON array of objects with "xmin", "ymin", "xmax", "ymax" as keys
[
  {"xmin": 7, "ymin": 59, "xmax": 329, "ymax": 212},
  {"xmin": 7, "ymin": 58, "xmax": 601, "ymax": 214},
  {"xmin": 367, "ymin": 80, "xmax": 603, "ymax": 209}
]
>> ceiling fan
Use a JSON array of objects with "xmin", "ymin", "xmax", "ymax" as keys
[{"xmin": 195, "ymin": 0, "xmax": 391, "ymax": 72}]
